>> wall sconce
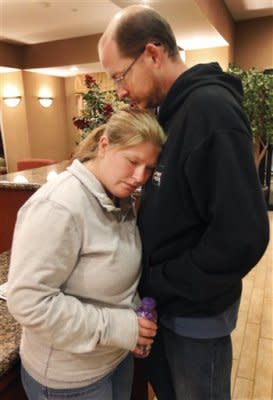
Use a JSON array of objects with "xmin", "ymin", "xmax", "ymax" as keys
[
  {"xmin": 38, "ymin": 97, "xmax": 53, "ymax": 108},
  {"xmin": 3, "ymin": 96, "xmax": 22, "ymax": 107}
]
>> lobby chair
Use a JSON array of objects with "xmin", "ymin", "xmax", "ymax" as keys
[{"xmin": 17, "ymin": 158, "xmax": 56, "ymax": 171}]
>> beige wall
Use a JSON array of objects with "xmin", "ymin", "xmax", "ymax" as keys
[
  {"xmin": 64, "ymin": 76, "xmax": 80, "ymax": 152},
  {"xmin": 182, "ymin": 0, "xmax": 233, "ymax": 72},
  {"xmin": 0, "ymin": 71, "xmax": 30, "ymax": 172},
  {"xmin": 195, "ymin": 0, "xmax": 235, "ymax": 62},
  {"xmin": 23, "ymin": 71, "xmax": 70, "ymax": 161},
  {"xmin": 0, "ymin": 71, "xmax": 71, "ymax": 172},
  {"xmin": 0, "ymin": 69, "xmax": 113, "ymax": 172},
  {"xmin": 186, "ymin": 46, "xmax": 230, "ymax": 70},
  {"xmin": 234, "ymin": 16, "xmax": 273, "ymax": 70}
]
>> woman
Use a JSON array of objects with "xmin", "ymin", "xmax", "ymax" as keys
[{"xmin": 7, "ymin": 109, "xmax": 165, "ymax": 400}]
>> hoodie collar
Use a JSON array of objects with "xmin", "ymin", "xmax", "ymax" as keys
[
  {"xmin": 67, "ymin": 159, "xmax": 134, "ymax": 216},
  {"xmin": 158, "ymin": 62, "xmax": 243, "ymax": 126}
]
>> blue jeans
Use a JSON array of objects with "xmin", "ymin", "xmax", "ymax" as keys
[
  {"xmin": 145, "ymin": 325, "xmax": 232, "ymax": 400},
  {"xmin": 21, "ymin": 353, "xmax": 134, "ymax": 400}
]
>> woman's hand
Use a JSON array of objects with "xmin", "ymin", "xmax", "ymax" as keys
[{"xmin": 132, "ymin": 317, "xmax": 158, "ymax": 357}]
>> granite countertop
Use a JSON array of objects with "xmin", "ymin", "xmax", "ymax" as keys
[
  {"xmin": 0, "ymin": 251, "xmax": 21, "ymax": 377},
  {"xmin": 0, "ymin": 160, "xmax": 70, "ymax": 190}
]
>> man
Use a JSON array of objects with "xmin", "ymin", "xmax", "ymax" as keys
[{"xmin": 98, "ymin": 5, "xmax": 269, "ymax": 400}]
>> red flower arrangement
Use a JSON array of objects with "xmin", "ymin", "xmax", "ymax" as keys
[{"xmin": 73, "ymin": 74, "xmax": 127, "ymax": 141}]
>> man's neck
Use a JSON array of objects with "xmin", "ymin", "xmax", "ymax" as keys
[{"xmin": 162, "ymin": 59, "xmax": 187, "ymax": 95}]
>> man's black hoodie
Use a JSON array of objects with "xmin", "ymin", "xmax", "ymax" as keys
[{"xmin": 138, "ymin": 63, "xmax": 269, "ymax": 317}]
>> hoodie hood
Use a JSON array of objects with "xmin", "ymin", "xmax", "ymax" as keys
[{"xmin": 158, "ymin": 62, "xmax": 243, "ymax": 126}]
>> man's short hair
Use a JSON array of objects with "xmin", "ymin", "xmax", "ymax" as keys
[{"xmin": 114, "ymin": 7, "xmax": 179, "ymax": 60}]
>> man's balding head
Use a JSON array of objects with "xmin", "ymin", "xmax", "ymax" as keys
[{"xmin": 99, "ymin": 5, "xmax": 179, "ymax": 60}]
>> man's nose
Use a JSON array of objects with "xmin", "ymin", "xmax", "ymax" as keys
[{"xmin": 116, "ymin": 86, "xmax": 128, "ymax": 99}]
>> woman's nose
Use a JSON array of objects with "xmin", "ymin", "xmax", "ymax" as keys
[{"xmin": 133, "ymin": 167, "xmax": 148, "ymax": 185}]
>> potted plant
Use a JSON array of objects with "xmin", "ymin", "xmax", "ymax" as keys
[
  {"xmin": 227, "ymin": 64, "xmax": 273, "ymax": 173},
  {"xmin": 73, "ymin": 75, "xmax": 128, "ymax": 142}
]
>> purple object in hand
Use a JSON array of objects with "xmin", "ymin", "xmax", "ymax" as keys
[{"xmin": 136, "ymin": 297, "xmax": 157, "ymax": 358}]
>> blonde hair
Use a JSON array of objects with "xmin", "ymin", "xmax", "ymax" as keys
[{"xmin": 73, "ymin": 108, "xmax": 165, "ymax": 163}]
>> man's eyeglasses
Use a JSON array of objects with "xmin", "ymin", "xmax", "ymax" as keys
[{"xmin": 112, "ymin": 50, "xmax": 144, "ymax": 86}]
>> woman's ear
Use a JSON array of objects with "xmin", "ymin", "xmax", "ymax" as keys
[{"xmin": 98, "ymin": 135, "xmax": 109, "ymax": 158}]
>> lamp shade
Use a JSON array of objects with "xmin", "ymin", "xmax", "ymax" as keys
[
  {"xmin": 3, "ymin": 96, "xmax": 21, "ymax": 107},
  {"xmin": 38, "ymin": 97, "xmax": 53, "ymax": 108}
]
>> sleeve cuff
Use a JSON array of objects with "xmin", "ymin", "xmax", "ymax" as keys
[{"xmin": 104, "ymin": 308, "xmax": 139, "ymax": 351}]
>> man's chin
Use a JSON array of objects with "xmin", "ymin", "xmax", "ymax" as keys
[
  {"xmin": 130, "ymin": 97, "xmax": 158, "ymax": 110},
  {"xmin": 133, "ymin": 101, "xmax": 152, "ymax": 110},
  {"xmin": 131, "ymin": 101, "xmax": 145, "ymax": 109}
]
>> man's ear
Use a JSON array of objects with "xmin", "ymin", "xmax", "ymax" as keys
[
  {"xmin": 98, "ymin": 135, "xmax": 109, "ymax": 157},
  {"xmin": 144, "ymin": 43, "xmax": 162, "ymax": 67}
]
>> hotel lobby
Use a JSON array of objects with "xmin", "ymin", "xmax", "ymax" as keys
[{"xmin": 0, "ymin": 1, "xmax": 272, "ymax": 399}]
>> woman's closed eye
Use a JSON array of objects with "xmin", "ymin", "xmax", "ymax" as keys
[{"xmin": 127, "ymin": 158, "xmax": 138, "ymax": 166}]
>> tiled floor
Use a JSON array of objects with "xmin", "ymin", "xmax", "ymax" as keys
[{"xmin": 152, "ymin": 211, "xmax": 273, "ymax": 400}]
